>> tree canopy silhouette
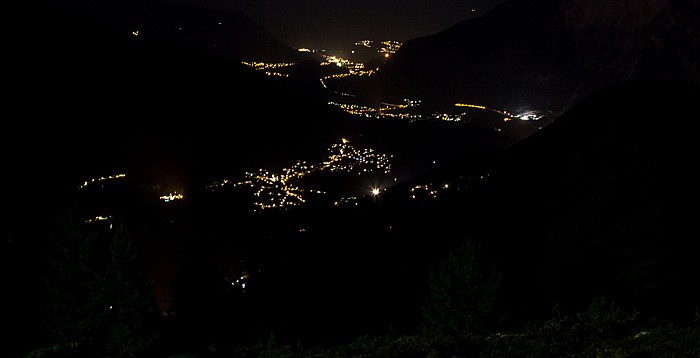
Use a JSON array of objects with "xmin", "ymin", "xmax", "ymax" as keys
[{"xmin": 39, "ymin": 207, "xmax": 159, "ymax": 357}]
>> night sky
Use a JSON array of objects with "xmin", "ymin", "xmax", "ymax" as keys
[{"xmin": 170, "ymin": 0, "xmax": 508, "ymax": 48}]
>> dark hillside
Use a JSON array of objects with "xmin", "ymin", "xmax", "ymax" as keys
[
  {"xmin": 458, "ymin": 78, "xmax": 700, "ymax": 322},
  {"xmin": 4, "ymin": 4, "xmax": 346, "ymax": 354},
  {"xmin": 47, "ymin": 0, "xmax": 308, "ymax": 62},
  {"xmin": 375, "ymin": 0, "xmax": 700, "ymax": 117},
  {"xmin": 6, "ymin": 0, "xmax": 348, "ymax": 198}
]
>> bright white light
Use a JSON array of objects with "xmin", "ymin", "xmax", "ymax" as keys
[{"xmin": 372, "ymin": 188, "xmax": 380, "ymax": 196}]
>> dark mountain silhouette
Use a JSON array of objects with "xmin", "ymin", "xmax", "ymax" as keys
[
  {"xmin": 373, "ymin": 0, "xmax": 700, "ymax": 117},
  {"xmin": 396, "ymin": 78, "xmax": 700, "ymax": 323},
  {"xmin": 7, "ymin": 0, "xmax": 343, "ymax": 187},
  {"xmin": 43, "ymin": 0, "xmax": 313, "ymax": 63}
]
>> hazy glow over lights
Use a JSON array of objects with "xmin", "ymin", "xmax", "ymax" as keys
[{"xmin": 514, "ymin": 110, "xmax": 546, "ymax": 121}]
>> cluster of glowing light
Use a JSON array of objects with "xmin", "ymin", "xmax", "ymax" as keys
[
  {"xmin": 217, "ymin": 138, "xmax": 392, "ymax": 211},
  {"xmin": 433, "ymin": 113, "xmax": 464, "ymax": 122},
  {"xmin": 514, "ymin": 110, "xmax": 546, "ymax": 121},
  {"xmin": 349, "ymin": 63, "xmax": 365, "ymax": 71},
  {"xmin": 330, "ymin": 96, "xmax": 546, "ymax": 126},
  {"xmin": 379, "ymin": 99, "xmax": 412, "ymax": 110},
  {"xmin": 327, "ymin": 101, "xmax": 377, "ymax": 116},
  {"xmin": 241, "ymin": 61, "xmax": 295, "ymax": 77},
  {"xmin": 378, "ymin": 40, "xmax": 402, "ymax": 54},
  {"xmin": 80, "ymin": 174, "xmax": 126, "ymax": 189},
  {"xmin": 408, "ymin": 174, "xmax": 490, "ymax": 200},
  {"xmin": 236, "ymin": 168, "xmax": 307, "ymax": 211},
  {"xmin": 355, "ymin": 39, "xmax": 373, "ymax": 48},
  {"xmin": 329, "ymin": 98, "xmax": 423, "ymax": 121},
  {"xmin": 225, "ymin": 270, "xmax": 249, "ymax": 291},
  {"xmin": 319, "ymin": 53, "xmax": 378, "ymax": 78},
  {"xmin": 321, "ymin": 140, "xmax": 392, "ymax": 175},
  {"xmin": 455, "ymin": 102, "xmax": 519, "ymax": 121},
  {"xmin": 455, "ymin": 103, "xmax": 487, "ymax": 109},
  {"xmin": 323, "ymin": 68, "xmax": 377, "ymax": 80},
  {"xmin": 402, "ymin": 99, "xmax": 422, "ymax": 107},
  {"xmin": 85, "ymin": 215, "xmax": 112, "ymax": 224},
  {"xmin": 204, "ymin": 179, "xmax": 229, "ymax": 191},
  {"xmin": 160, "ymin": 192, "xmax": 183, "ymax": 202},
  {"xmin": 351, "ymin": 39, "xmax": 400, "ymax": 53},
  {"xmin": 322, "ymin": 55, "xmax": 351, "ymax": 68},
  {"xmin": 297, "ymin": 48, "xmax": 312, "ymax": 52},
  {"xmin": 333, "ymin": 196, "xmax": 360, "ymax": 206},
  {"xmin": 409, "ymin": 184, "xmax": 440, "ymax": 199}
]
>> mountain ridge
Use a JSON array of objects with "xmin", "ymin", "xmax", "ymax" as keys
[{"xmin": 374, "ymin": 0, "xmax": 699, "ymax": 117}]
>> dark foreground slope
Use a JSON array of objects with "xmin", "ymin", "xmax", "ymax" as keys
[
  {"xmin": 252, "ymin": 78, "xmax": 700, "ymax": 340},
  {"xmin": 452, "ymin": 78, "xmax": 700, "ymax": 322},
  {"xmin": 157, "ymin": 79, "xmax": 700, "ymax": 352}
]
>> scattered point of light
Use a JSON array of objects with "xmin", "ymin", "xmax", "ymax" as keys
[
  {"xmin": 80, "ymin": 173, "xmax": 126, "ymax": 189},
  {"xmin": 372, "ymin": 188, "xmax": 380, "ymax": 196}
]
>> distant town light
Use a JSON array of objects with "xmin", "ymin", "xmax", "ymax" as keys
[{"xmin": 160, "ymin": 192, "xmax": 184, "ymax": 202}]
